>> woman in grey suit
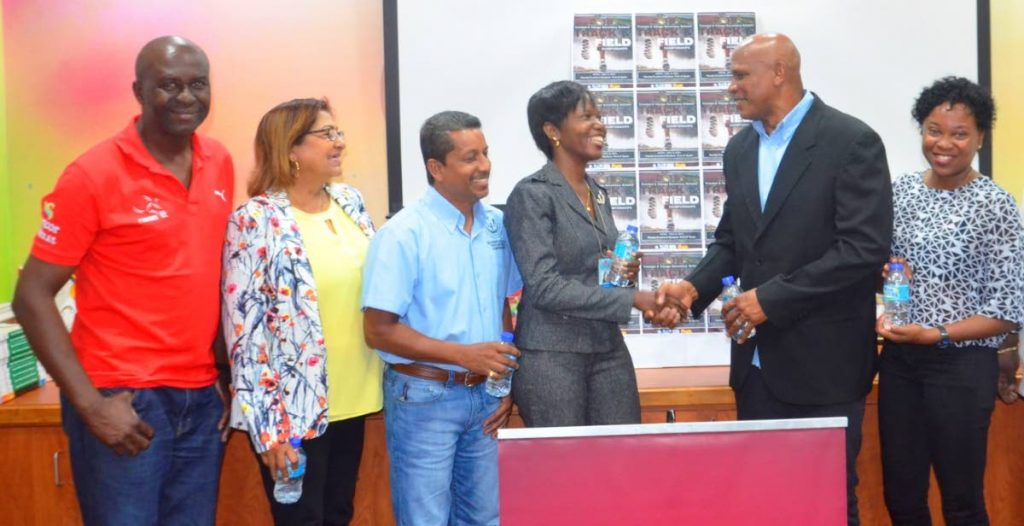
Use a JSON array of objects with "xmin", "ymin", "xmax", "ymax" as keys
[{"xmin": 504, "ymin": 81, "xmax": 679, "ymax": 427}]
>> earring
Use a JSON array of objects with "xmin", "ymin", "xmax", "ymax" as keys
[
  {"xmin": 291, "ymin": 159, "xmax": 300, "ymax": 174},
  {"xmin": 551, "ymin": 136, "xmax": 561, "ymax": 148}
]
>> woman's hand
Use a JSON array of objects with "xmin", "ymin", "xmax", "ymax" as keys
[
  {"xmin": 881, "ymin": 256, "xmax": 913, "ymax": 281},
  {"xmin": 606, "ymin": 249, "xmax": 642, "ymax": 284},
  {"xmin": 997, "ymin": 333, "xmax": 1020, "ymax": 404},
  {"xmin": 260, "ymin": 441, "xmax": 300, "ymax": 481},
  {"xmin": 635, "ymin": 291, "xmax": 683, "ymax": 328},
  {"xmin": 875, "ymin": 315, "xmax": 938, "ymax": 345}
]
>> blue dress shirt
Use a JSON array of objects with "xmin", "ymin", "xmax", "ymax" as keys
[
  {"xmin": 361, "ymin": 186, "xmax": 523, "ymax": 371},
  {"xmin": 751, "ymin": 90, "xmax": 815, "ymax": 367}
]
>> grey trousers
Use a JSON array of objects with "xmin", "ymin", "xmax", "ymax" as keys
[{"xmin": 512, "ymin": 339, "xmax": 641, "ymax": 427}]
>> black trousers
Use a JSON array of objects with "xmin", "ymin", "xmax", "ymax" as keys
[
  {"xmin": 735, "ymin": 366, "xmax": 866, "ymax": 526},
  {"xmin": 253, "ymin": 416, "xmax": 367, "ymax": 526},
  {"xmin": 878, "ymin": 343, "xmax": 997, "ymax": 526}
]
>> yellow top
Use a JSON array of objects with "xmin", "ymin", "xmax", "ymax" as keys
[{"xmin": 293, "ymin": 200, "xmax": 382, "ymax": 421}]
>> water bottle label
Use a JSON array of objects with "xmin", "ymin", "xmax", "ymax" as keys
[
  {"xmin": 882, "ymin": 283, "xmax": 910, "ymax": 301},
  {"xmin": 613, "ymin": 242, "xmax": 635, "ymax": 260},
  {"xmin": 597, "ymin": 256, "xmax": 613, "ymax": 286}
]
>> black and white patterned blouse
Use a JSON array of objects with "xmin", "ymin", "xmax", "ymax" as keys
[{"xmin": 891, "ymin": 171, "xmax": 1024, "ymax": 348}]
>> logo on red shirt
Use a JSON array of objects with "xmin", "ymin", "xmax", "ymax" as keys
[
  {"xmin": 132, "ymin": 195, "xmax": 169, "ymax": 224},
  {"xmin": 37, "ymin": 201, "xmax": 60, "ymax": 245}
]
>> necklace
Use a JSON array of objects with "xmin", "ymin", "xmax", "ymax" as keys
[
  {"xmin": 289, "ymin": 187, "xmax": 331, "ymax": 214},
  {"xmin": 575, "ymin": 186, "xmax": 594, "ymax": 215},
  {"xmin": 571, "ymin": 178, "xmax": 608, "ymax": 254}
]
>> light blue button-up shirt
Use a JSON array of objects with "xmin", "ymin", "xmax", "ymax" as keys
[
  {"xmin": 362, "ymin": 186, "xmax": 523, "ymax": 371},
  {"xmin": 750, "ymin": 90, "xmax": 815, "ymax": 368}
]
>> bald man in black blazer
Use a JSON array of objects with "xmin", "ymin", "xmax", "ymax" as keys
[{"xmin": 661, "ymin": 34, "xmax": 892, "ymax": 526}]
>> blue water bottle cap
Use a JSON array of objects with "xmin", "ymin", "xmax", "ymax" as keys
[
  {"xmin": 721, "ymin": 275, "xmax": 736, "ymax": 286},
  {"xmin": 500, "ymin": 331, "xmax": 515, "ymax": 343},
  {"xmin": 626, "ymin": 225, "xmax": 638, "ymax": 234},
  {"xmin": 289, "ymin": 437, "xmax": 302, "ymax": 448},
  {"xmin": 889, "ymin": 262, "xmax": 903, "ymax": 272}
]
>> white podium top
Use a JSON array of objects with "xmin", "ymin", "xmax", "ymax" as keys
[{"xmin": 498, "ymin": 417, "xmax": 848, "ymax": 441}]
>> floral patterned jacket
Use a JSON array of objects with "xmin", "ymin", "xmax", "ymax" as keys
[{"xmin": 222, "ymin": 183, "xmax": 374, "ymax": 452}]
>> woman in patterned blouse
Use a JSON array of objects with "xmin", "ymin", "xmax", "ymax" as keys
[
  {"xmin": 876, "ymin": 77, "xmax": 1024, "ymax": 526},
  {"xmin": 222, "ymin": 98, "xmax": 381, "ymax": 524}
]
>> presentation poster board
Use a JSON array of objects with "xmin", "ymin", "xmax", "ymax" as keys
[
  {"xmin": 570, "ymin": 12, "xmax": 753, "ymax": 349},
  {"xmin": 634, "ymin": 14, "xmax": 697, "ymax": 88}
]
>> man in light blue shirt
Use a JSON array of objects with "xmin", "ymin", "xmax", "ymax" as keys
[
  {"xmin": 659, "ymin": 34, "xmax": 892, "ymax": 526},
  {"xmin": 362, "ymin": 111, "xmax": 521, "ymax": 526},
  {"xmin": 749, "ymin": 89, "xmax": 815, "ymax": 368}
]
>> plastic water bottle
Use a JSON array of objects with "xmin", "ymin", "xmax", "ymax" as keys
[
  {"xmin": 486, "ymin": 331, "xmax": 516, "ymax": 398},
  {"xmin": 273, "ymin": 437, "xmax": 307, "ymax": 504},
  {"xmin": 883, "ymin": 262, "xmax": 911, "ymax": 327},
  {"xmin": 720, "ymin": 276, "xmax": 756, "ymax": 341},
  {"xmin": 607, "ymin": 225, "xmax": 640, "ymax": 287}
]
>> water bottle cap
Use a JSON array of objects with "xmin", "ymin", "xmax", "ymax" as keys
[
  {"xmin": 500, "ymin": 331, "xmax": 515, "ymax": 343},
  {"xmin": 721, "ymin": 275, "xmax": 736, "ymax": 286},
  {"xmin": 289, "ymin": 437, "xmax": 302, "ymax": 448},
  {"xmin": 889, "ymin": 262, "xmax": 903, "ymax": 272},
  {"xmin": 626, "ymin": 225, "xmax": 638, "ymax": 234}
]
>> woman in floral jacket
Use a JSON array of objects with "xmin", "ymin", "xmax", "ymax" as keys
[{"xmin": 222, "ymin": 98, "xmax": 380, "ymax": 524}]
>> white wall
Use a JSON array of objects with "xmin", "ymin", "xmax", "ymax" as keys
[
  {"xmin": 397, "ymin": 0, "xmax": 977, "ymax": 205},
  {"xmin": 395, "ymin": 0, "xmax": 978, "ymax": 366}
]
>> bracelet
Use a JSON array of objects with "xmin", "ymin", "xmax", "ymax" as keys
[{"xmin": 998, "ymin": 346, "xmax": 1018, "ymax": 354}]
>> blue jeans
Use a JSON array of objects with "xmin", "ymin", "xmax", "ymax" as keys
[
  {"xmin": 383, "ymin": 366, "xmax": 501, "ymax": 526},
  {"xmin": 61, "ymin": 385, "xmax": 225, "ymax": 526}
]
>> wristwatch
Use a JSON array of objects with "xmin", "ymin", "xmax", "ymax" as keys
[{"xmin": 935, "ymin": 325, "xmax": 951, "ymax": 349}]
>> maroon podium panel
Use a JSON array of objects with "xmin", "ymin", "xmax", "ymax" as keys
[{"xmin": 498, "ymin": 418, "xmax": 846, "ymax": 525}]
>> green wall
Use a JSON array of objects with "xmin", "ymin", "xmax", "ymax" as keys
[{"xmin": 0, "ymin": 6, "xmax": 13, "ymax": 302}]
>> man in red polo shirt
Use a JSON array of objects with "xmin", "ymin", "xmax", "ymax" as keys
[{"xmin": 12, "ymin": 36, "xmax": 234, "ymax": 526}]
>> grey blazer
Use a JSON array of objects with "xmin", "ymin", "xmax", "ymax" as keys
[{"xmin": 504, "ymin": 161, "xmax": 635, "ymax": 353}]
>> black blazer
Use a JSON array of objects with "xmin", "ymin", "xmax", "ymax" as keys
[{"xmin": 688, "ymin": 96, "xmax": 893, "ymax": 405}]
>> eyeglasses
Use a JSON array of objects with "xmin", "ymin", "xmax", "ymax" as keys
[{"xmin": 305, "ymin": 126, "xmax": 345, "ymax": 142}]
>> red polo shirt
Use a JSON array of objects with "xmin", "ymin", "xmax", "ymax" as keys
[{"xmin": 31, "ymin": 117, "xmax": 234, "ymax": 388}]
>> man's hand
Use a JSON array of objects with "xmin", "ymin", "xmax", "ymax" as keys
[
  {"xmin": 458, "ymin": 342, "xmax": 520, "ymax": 378},
  {"xmin": 722, "ymin": 288, "xmax": 767, "ymax": 344},
  {"xmin": 260, "ymin": 441, "xmax": 300, "ymax": 481},
  {"xmin": 81, "ymin": 391, "xmax": 155, "ymax": 456},
  {"xmin": 656, "ymin": 281, "xmax": 698, "ymax": 318},
  {"xmin": 997, "ymin": 334, "xmax": 1020, "ymax": 404},
  {"xmin": 214, "ymin": 375, "xmax": 232, "ymax": 442},
  {"xmin": 483, "ymin": 396, "xmax": 513, "ymax": 437},
  {"xmin": 635, "ymin": 291, "xmax": 683, "ymax": 328}
]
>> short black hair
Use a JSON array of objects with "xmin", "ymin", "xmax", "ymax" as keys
[
  {"xmin": 527, "ymin": 81, "xmax": 595, "ymax": 159},
  {"xmin": 419, "ymin": 111, "xmax": 482, "ymax": 185},
  {"xmin": 912, "ymin": 76, "xmax": 995, "ymax": 133}
]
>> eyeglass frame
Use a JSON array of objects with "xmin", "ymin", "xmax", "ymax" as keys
[{"xmin": 303, "ymin": 126, "xmax": 345, "ymax": 142}]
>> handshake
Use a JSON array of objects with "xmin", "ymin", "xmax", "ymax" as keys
[{"xmin": 633, "ymin": 281, "xmax": 700, "ymax": 329}]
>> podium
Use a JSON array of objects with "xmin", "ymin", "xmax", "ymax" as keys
[{"xmin": 497, "ymin": 417, "xmax": 847, "ymax": 525}]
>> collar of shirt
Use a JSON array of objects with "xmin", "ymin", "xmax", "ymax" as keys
[
  {"xmin": 421, "ymin": 186, "xmax": 486, "ymax": 237},
  {"xmin": 752, "ymin": 90, "xmax": 815, "ymax": 144},
  {"xmin": 751, "ymin": 91, "xmax": 816, "ymax": 214},
  {"xmin": 114, "ymin": 115, "xmax": 209, "ymax": 177}
]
